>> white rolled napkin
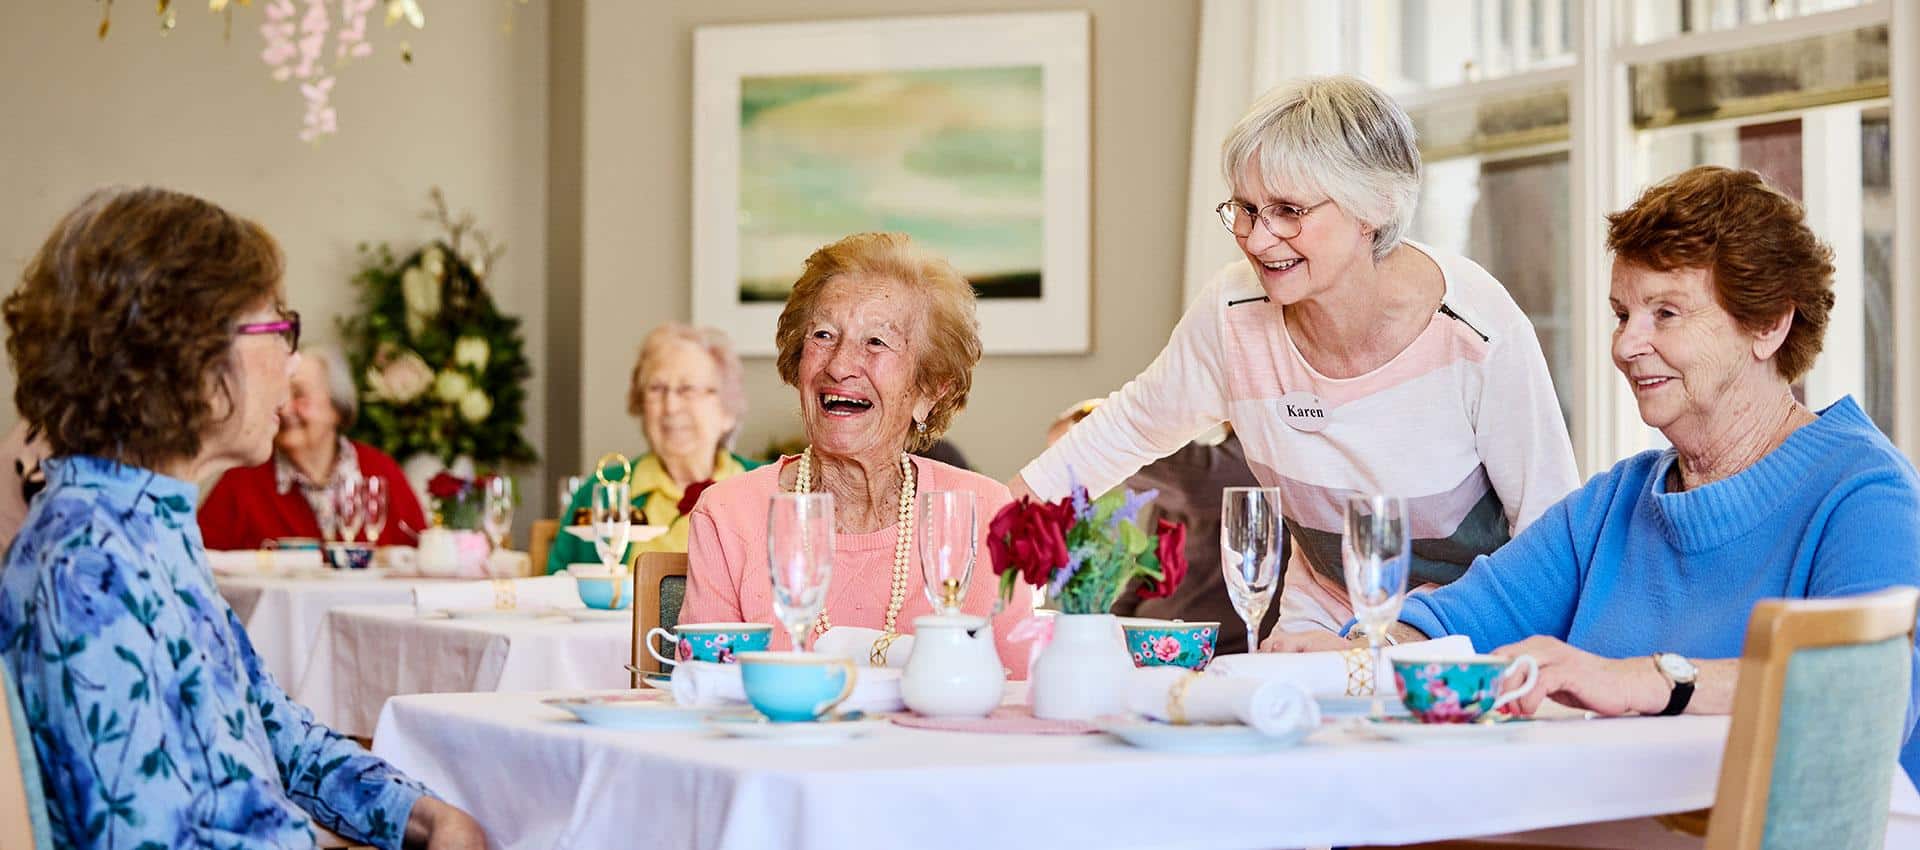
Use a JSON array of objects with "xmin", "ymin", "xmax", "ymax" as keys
[
  {"xmin": 813, "ymin": 626, "xmax": 916, "ymax": 668},
  {"xmin": 1204, "ymin": 634, "xmax": 1476, "ymax": 697},
  {"xmin": 206, "ymin": 549, "xmax": 322, "ymax": 575},
  {"xmin": 409, "ymin": 574, "xmax": 583, "ymax": 615},
  {"xmin": 1126, "ymin": 667, "xmax": 1319, "ymax": 736},
  {"xmin": 669, "ymin": 660, "xmax": 906, "ymax": 713}
]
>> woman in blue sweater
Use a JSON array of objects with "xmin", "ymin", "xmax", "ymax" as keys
[{"xmin": 1271, "ymin": 165, "xmax": 1920, "ymax": 783}]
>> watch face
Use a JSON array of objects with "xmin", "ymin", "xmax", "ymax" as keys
[{"xmin": 1657, "ymin": 653, "xmax": 1698, "ymax": 683}]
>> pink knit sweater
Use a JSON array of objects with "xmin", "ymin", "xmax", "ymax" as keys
[{"xmin": 684, "ymin": 455, "xmax": 1033, "ymax": 678}]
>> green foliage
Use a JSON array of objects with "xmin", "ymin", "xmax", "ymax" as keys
[{"xmin": 338, "ymin": 239, "xmax": 537, "ymax": 466}]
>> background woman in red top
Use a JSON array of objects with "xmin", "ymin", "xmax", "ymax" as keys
[{"xmin": 200, "ymin": 343, "xmax": 426, "ymax": 548}]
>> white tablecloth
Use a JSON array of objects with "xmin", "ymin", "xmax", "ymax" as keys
[
  {"xmin": 215, "ymin": 574, "xmax": 424, "ymax": 695},
  {"xmin": 309, "ymin": 605, "xmax": 629, "ymax": 737},
  {"xmin": 374, "ymin": 690, "xmax": 1740, "ymax": 850}
]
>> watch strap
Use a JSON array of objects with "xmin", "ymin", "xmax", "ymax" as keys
[{"xmin": 1657, "ymin": 680, "xmax": 1694, "ymax": 716}]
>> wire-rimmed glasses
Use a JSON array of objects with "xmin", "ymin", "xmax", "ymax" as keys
[{"xmin": 1214, "ymin": 198, "xmax": 1335, "ymax": 240}]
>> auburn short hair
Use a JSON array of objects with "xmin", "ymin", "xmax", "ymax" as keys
[
  {"xmin": 1606, "ymin": 166, "xmax": 1834, "ymax": 382},
  {"xmin": 4, "ymin": 187, "xmax": 284, "ymax": 468}
]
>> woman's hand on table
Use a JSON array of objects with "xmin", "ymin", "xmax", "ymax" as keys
[
  {"xmin": 1490, "ymin": 635, "xmax": 1667, "ymax": 718},
  {"xmin": 1258, "ymin": 629, "xmax": 1363, "ymax": 653},
  {"xmin": 405, "ymin": 796, "xmax": 488, "ymax": 850}
]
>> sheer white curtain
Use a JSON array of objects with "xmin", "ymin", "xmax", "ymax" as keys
[{"xmin": 1180, "ymin": 0, "xmax": 1351, "ymax": 307}]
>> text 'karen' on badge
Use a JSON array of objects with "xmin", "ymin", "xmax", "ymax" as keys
[{"xmin": 1279, "ymin": 391, "xmax": 1329, "ymax": 432}]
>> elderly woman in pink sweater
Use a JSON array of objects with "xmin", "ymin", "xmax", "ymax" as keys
[{"xmin": 683, "ymin": 232, "xmax": 1033, "ymax": 677}]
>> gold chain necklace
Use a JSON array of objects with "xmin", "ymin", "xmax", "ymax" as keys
[{"xmin": 792, "ymin": 447, "xmax": 914, "ymax": 664}]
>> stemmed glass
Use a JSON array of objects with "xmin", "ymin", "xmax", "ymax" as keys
[
  {"xmin": 590, "ymin": 482, "xmax": 632, "ymax": 572},
  {"xmin": 557, "ymin": 474, "xmax": 585, "ymax": 523},
  {"xmin": 768, "ymin": 492, "xmax": 834, "ymax": 651},
  {"xmin": 363, "ymin": 476, "xmax": 390, "ymax": 545},
  {"xmin": 331, "ymin": 477, "xmax": 366, "ymax": 545},
  {"xmin": 483, "ymin": 476, "xmax": 516, "ymax": 551},
  {"xmin": 1343, "ymin": 492, "xmax": 1411, "ymax": 719},
  {"xmin": 916, "ymin": 491, "xmax": 976, "ymax": 616},
  {"xmin": 1221, "ymin": 486, "xmax": 1284, "ymax": 654}
]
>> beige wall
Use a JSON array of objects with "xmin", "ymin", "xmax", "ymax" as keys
[
  {"xmin": 0, "ymin": 4, "xmax": 551, "ymax": 511},
  {"xmin": 572, "ymin": 1, "xmax": 1200, "ymax": 482}
]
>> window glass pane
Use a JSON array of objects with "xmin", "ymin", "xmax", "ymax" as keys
[
  {"xmin": 1410, "ymin": 152, "xmax": 1574, "ymax": 425},
  {"xmin": 1408, "ymin": 82, "xmax": 1569, "ymax": 160},
  {"xmin": 1623, "ymin": 0, "xmax": 1869, "ymax": 45},
  {"xmin": 1862, "ymin": 109, "xmax": 1894, "ymax": 434},
  {"xmin": 1369, "ymin": 0, "xmax": 1573, "ymax": 92},
  {"xmin": 1629, "ymin": 24, "xmax": 1889, "ymax": 130}
]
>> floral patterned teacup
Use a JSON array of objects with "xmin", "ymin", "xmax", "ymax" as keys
[
  {"xmin": 1119, "ymin": 618, "xmax": 1219, "ymax": 671},
  {"xmin": 1391, "ymin": 654, "xmax": 1539, "ymax": 724},
  {"xmin": 645, "ymin": 622, "xmax": 774, "ymax": 667}
]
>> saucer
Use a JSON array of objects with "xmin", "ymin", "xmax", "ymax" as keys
[
  {"xmin": 564, "ymin": 608, "xmax": 632, "ymax": 622},
  {"xmin": 563, "ymin": 525, "xmax": 668, "ymax": 543},
  {"xmin": 436, "ymin": 607, "xmax": 550, "ymax": 621},
  {"xmin": 1100, "ymin": 719, "xmax": 1311, "ymax": 753},
  {"xmin": 1316, "ymin": 695, "xmax": 1411, "ymax": 719},
  {"xmin": 542, "ymin": 692, "xmax": 705, "ymax": 730},
  {"xmin": 1358, "ymin": 715, "xmax": 1523, "ymax": 744},
  {"xmin": 638, "ymin": 671, "xmax": 674, "ymax": 691},
  {"xmin": 705, "ymin": 711, "xmax": 881, "ymax": 742},
  {"xmin": 320, "ymin": 567, "xmax": 389, "ymax": 582}
]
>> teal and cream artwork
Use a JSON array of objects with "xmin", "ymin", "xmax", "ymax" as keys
[{"xmin": 737, "ymin": 66, "xmax": 1045, "ymax": 303}]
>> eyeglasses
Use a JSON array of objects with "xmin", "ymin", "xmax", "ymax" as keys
[
  {"xmin": 642, "ymin": 383, "xmax": 719, "ymax": 402},
  {"xmin": 235, "ymin": 311, "xmax": 300, "ymax": 352},
  {"xmin": 1214, "ymin": 198, "xmax": 1334, "ymax": 240}
]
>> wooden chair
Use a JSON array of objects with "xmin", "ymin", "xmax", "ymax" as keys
[
  {"xmin": 529, "ymin": 519, "xmax": 560, "ymax": 576},
  {"xmin": 1, "ymin": 658, "xmax": 51, "ymax": 850},
  {"xmin": 630, "ymin": 552, "xmax": 690, "ymax": 685},
  {"xmin": 1704, "ymin": 587, "xmax": 1919, "ymax": 850}
]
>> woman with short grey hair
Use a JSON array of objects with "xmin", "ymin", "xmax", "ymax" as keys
[{"xmin": 1013, "ymin": 75, "xmax": 1579, "ymax": 642}]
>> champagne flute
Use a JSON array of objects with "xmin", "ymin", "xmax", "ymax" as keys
[
  {"xmin": 916, "ymin": 491, "xmax": 976, "ymax": 616},
  {"xmin": 557, "ymin": 474, "xmax": 585, "ymax": 523},
  {"xmin": 768, "ymin": 492, "xmax": 833, "ymax": 651},
  {"xmin": 591, "ymin": 481, "xmax": 632, "ymax": 571},
  {"xmin": 483, "ymin": 475, "xmax": 516, "ymax": 551},
  {"xmin": 363, "ymin": 476, "xmax": 390, "ymax": 545},
  {"xmin": 1221, "ymin": 487, "xmax": 1284, "ymax": 654},
  {"xmin": 332, "ymin": 477, "xmax": 365, "ymax": 545},
  {"xmin": 1343, "ymin": 492, "xmax": 1411, "ymax": 720}
]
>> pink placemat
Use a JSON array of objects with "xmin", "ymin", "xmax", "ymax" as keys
[{"xmin": 891, "ymin": 706, "xmax": 1102, "ymax": 735}]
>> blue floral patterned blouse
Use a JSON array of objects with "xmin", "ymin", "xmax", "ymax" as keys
[{"xmin": 0, "ymin": 456, "xmax": 429, "ymax": 849}]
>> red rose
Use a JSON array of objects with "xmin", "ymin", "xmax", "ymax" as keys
[
  {"xmin": 987, "ymin": 496, "xmax": 1074, "ymax": 589},
  {"xmin": 676, "ymin": 479, "xmax": 716, "ymax": 517},
  {"xmin": 1139, "ymin": 518, "xmax": 1188, "ymax": 600},
  {"xmin": 427, "ymin": 472, "xmax": 466, "ymax": 500}
]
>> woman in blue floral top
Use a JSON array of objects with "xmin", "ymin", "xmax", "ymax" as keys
[{"xmin": 0, "ymin": 187, "xmax": 485, "ymax": 849}]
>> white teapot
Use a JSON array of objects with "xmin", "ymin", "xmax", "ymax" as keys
[
  {"xmin": 900, "ymin": 614, "xmax": 1004, "ymax": 718},
  {"xmin": 415, "ymin": 527, "xmax": 462, "ymax": 578}
]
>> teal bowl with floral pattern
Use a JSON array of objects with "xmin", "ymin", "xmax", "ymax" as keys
[
  {"xmin": 1120, "ymin": 618, "xmax": 1219, "ymax": 670},
  {"xmin": 1391, "ymin": 654, "xmax": 1539, "ymax": 724}
]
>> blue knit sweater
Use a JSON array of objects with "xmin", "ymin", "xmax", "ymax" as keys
[{"xmin": 1399, "ymin": 397, "xmax": 1920, "ymax": 785}]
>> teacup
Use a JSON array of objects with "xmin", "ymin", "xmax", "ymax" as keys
[
  {"xmin": 738, "ymin": 651, "xmax": 857, "ymax": 722},
  {"xmin": 567, "ymin": 565, "xmax": 634, "ymax": 610},
  {"xmin": 323, "ymin": 543, "xmax": 374, "ymax": 571},
  {"xmin": 1119, "ymin": 618, "xmax": 1220, "ymax": 670},
  {"xmin": 1392, "ymin": 654, "xmax": 1539, "ymax": 724},
  {"xmin": 646, "ymin": 622, "xmax": 773, "ymax": 666}
]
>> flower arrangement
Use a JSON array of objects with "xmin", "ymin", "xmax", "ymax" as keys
[
  {"xmin": 425, "ymin": 470, "xmax": 489, "ymax": 530},
  {"xmin": 339, "ymin": 190, "xmax": 536, "ymax": 468},
  {"xmin": 986, "ymin": 479, "xmax": 1189, "ymax": 614}
]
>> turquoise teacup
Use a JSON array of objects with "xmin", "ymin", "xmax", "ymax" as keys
[
  {"xmin": 646, "ymin": 622, "xmax": 773, "ymax": 666},
  {"xmin": 567, "ymin": 565, "xmax": 633, "ymax": 610},
  {"xmin": 738, "ymin": 651, "xmax": 857, "ymax": 723},
  {"xmin": 1391, "ymin": 654, "xmax": 1539, "ymax": 724},
  {"xmin": 1119, "ymin": 618, "xmax": 1219, "ymax": 670}
]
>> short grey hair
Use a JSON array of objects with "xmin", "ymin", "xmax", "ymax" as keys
[
  {"xmin": 301, "ymin": 343, "xmax": 358, "ymax": 430},
  {"xmin": 1220, "ymin": 75, "xmax": 1422, "ymax": 263},
  {"xmin": 626, "ymin": 323, "xmax": 748, "ymax": 448}
]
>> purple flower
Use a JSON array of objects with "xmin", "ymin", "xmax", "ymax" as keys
[
  {"xmin": 1109, "ymin": 487, "xmax": 1159, "ymax": 529},
  {"xmin": 1066, "ymin": 466, "xmax": 1092, "ymax": 521},
  {"xmin": 1049, "ymin": 550, "xmax": 1086, "ymax": 596}
]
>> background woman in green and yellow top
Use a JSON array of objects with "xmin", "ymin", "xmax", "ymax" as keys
[{"xmin": 547, "ymin": 324, "xmax": 763, "ymax": 573}]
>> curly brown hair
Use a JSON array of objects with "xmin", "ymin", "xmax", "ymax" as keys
[
  {"xmin": 4, "ymin": 187, "xmax": 285, "ymax": 468},
  {"xmin": 773, "ymin": 233, "xmax": 981, "ymax": 452},
  {"xmin": 1606, "ymin": 166, "xmax": 1835, "ymax": 382}
]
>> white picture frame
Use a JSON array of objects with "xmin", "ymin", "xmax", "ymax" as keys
[{"xmin": 692, "ymin": 11, "xmax": 1091, "ymax": 356}]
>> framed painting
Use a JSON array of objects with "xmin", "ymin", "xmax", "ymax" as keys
[{"xmin": 692, "ymin": 12, "xmax": 1090, "ymax": 355}]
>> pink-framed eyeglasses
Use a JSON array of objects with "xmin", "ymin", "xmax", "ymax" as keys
[{"xmin": 235, "ymin": 311, "xmax": 300, "ymax": 351}]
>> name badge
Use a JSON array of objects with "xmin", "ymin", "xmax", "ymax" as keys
[{"xmin": 1279, "ymin": 391, "xmax": 1329, "ymax": 432}]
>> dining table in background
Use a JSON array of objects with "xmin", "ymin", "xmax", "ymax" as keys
[
  {"xmin": 367, "ymin": 688, "xmax": 1920, "ymax": 850},
  {"xmin": 306, "ymin": 603, "xmax": 631, "ymax": 737},
  {"xmin": 215, "ymin": 571, "xmax": 430, "ymax": 697}
]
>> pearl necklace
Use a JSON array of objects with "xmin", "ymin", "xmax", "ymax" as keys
[{"xmin": 792, "ymin": 447, "xmax": 914, "ymax": 663}]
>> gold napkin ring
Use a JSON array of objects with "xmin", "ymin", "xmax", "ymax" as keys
[
  {"xmin": 593, "ymin": 452, "xmax": 633, "ymax": 488},
  {"xmin": 870, "ymin": 631, "xmax": 900, "ymax": 667},
  {"xmin": 490, "ymin": 579, "xmax": 517, "ymax": 611},
  {"xmin": 1167, "ymin": 672, "xmax": 1202, "ymax": 725},
  {"xmin": 1341, "ymin": 646, "xmax": 1376, "ymax": 697}
]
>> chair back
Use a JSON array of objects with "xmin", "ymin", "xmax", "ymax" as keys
[
  {"xmin": 1, "ymin": 657, "xmax": 53, "ymax": 850},
  {"xmin": 631, "ymin": 552, "xmax": 690, "ymax": 684},
  {"xmin": 1706, "ymin": 587, "xmax": 1920, "ymax": 850},
  {"xmin": 529, "ymin": 519, "xmax": 560, "ymax": 576}
]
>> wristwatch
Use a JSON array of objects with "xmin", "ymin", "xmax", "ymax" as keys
[{"xmin": 1652, "ymin": 652, "xmax": 1698, "ymax": 716}]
